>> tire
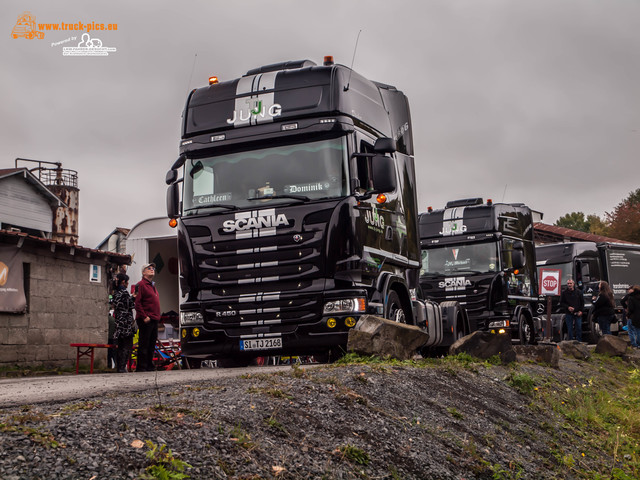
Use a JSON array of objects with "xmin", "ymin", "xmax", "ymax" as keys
[
  {"xmin": 519, "ymin": 315, "xmax": 535, "ymax": 345},
  {"xmin": 385, "ymin": 290, "xmax": 408, "ymax": 324}
]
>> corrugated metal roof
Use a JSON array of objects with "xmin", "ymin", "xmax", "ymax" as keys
[
  {"xmin": 0, "ymin": 228, "xmax": 131, "ymax": 264},
  {"xmin": 534, "ymin": 222, "xmax": 637, "ymax": 245}
]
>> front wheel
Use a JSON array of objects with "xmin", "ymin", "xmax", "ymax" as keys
[
  {"xmin": 519, "ymin": 315, "xmax": 535, "ymax": 345},
  {"xmin": 385, "ymin": 290, "xmax": 408, "ymax": 324}
]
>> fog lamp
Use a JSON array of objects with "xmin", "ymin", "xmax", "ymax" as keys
[
  {"xmin": 192, "ymin": 327, "xmax": 201, "ymax": 337},
  {"xmin": 345, "ymin": 316, "xmax": 357, "ymax": 328},
  {"xmin": 327, "ymin": 318, "xmax": 337, "ymax": 328}
]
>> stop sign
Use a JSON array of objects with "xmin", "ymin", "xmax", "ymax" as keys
[
  {"xmin": 539, "ymin": 269, "xmax": 562, "ymax": 295},
  {"xmin": 542, "ymin": 276, "xmax": 558, "ymax": 290}
]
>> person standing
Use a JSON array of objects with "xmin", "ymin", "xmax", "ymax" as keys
[
  {"xmin": 560, "ymin": 279, "xmax": 585, "ymax": 341},
  {"xmin": 622, "ymin": 287, "xmax": 636, "ymax": 348},
  {"xmin": 135, "ymin": 263, "xmax": 161, "ymax": 372},
  {"xmin": 592, "ymin": 280, "xmax": 616, "ymax": 336},
  {"xmin": 113, "ymin": 273, "xmax": 137, "ymax": 373},
  {"xmin": 626, "ymin": 285, "xmax": 640, "ymax": 349}
]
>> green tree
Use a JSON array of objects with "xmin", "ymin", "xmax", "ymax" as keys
[
  {"xmin": 554, "ymin": 212, "xmax": 609, "ymax": 236},
  {"xmin": 555, "ymin": 212, "xmax": 589, "ymax": 232},
  {"xmin": 586, "ymin": 214, "xmax": 609, "ymax": 236},
  {"xmin": 606, "ymin": 188, "xmax": 640, "ymax": 243}
]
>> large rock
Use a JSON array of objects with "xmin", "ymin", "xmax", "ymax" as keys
[
  {"xmin": 347, "ymin": 315, "xmax": 429, "ymax": 360},
  {"xmin": 513, "ymin": 345, "xmax": 560, "ymax": 368},
  {"xmin": 449, "ymin": 331, "xmax": 514, "ymax": 363},
  {"xmin": 595, "ymin": 335, "xmax": 628, "ymax": 357},
  {"xmin": 558, "ymin": 340, "xmax": 591, "ymax": 361}
]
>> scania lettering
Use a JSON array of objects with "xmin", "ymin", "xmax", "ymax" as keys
[
  {"xmin": 418, "ymin": 198, "xmax": 542, "ymax": 349},
  {"xmin": 166, "ymin": 56, "xmax": 425, "ymax": 365},
  {"xmin": 222, "ymin": 213, "xmax": 289, "ymax": 232}
]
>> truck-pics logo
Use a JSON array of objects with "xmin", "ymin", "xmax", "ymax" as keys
[
  {"xmin": 439, "ymin": 277, "xmax": 472, "ymax": 291},
  {"xmin": 223, "ymin": 209, "xmax": 290, "ymax": 237},
  {"xmin": 12, "ymin": 12, "xmax": 44, "ymax": 39}
]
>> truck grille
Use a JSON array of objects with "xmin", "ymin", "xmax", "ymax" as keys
[{"xmin": 187, "ymin": 221, "xmax": 327, "ymax": 333}]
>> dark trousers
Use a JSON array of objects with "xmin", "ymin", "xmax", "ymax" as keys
[
  {"xmin": 116, "ymin": 335, "xmax": 134, "ymax": 372},
  {"xmin": 136, "ymin": 320, "xmax": 158, "ymax": 372},
  {"xmin": 565, "ymin": 313, "xmax": 582, "ymax": 341}
]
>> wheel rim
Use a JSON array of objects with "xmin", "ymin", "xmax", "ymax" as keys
[{"xmin": 521, "ymin": 317, "xmax": 531, "ymax": 345}]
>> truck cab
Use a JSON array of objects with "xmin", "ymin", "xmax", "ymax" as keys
[
  {"xmin": 418, "ymin": 198, "xmax": 540, "ymax": 345},
  {"xmin": 166, "ymin": 57, "xmax": 421, "ymax": 363}
]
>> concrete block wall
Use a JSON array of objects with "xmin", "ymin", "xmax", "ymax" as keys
[{"xmin": 0, "ymin": 251, "xmax": 110, "ymax": 368}]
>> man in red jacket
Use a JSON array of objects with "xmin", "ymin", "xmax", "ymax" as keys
[{"xmin": 134, "ymin": 263, "xmax": 161, "ymax": 372}]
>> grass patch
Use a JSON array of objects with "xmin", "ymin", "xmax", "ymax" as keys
[
  {"xmin": 338, "ymin": 444, "xmax": 370, "ymax": 465},
  {"xmin": 506, "ymin": 372, "xmax": 537, "ymax": 396},
  {"xmin": 536, "ymin": 361, "xmax": 640, "ymax": 478}
]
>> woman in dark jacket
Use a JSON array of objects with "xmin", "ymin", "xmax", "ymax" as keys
[
  {"xmin": 591, "ymin": 281, "xmax": 616, "ymax": 336},
  {"xmin": 113, "ymin": 273, "xmax": 137, "ymax": 373}
]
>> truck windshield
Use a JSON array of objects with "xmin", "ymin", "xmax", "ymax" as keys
[
  {"xmin": 183, "ymin": 137, "xmax": 348, "ymax": 213},
  {"xmin": 420, "ymin": 241, "xmax": 500, "ymax": 277}
]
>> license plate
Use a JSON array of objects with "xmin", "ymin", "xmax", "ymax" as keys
[{"xmin": 240, "ymin": 337, "xmax": 282, "ymax": 351}]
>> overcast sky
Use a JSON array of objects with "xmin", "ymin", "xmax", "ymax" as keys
[{"xmin": 2, "ymin": 0, "xmax": 639, "ymax": 248}]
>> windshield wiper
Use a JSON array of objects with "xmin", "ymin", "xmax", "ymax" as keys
[
  {"xmin": 247, "ymin": 194, "xmax": 310, "ymax": 202},
  {"xmin": 187, "ymin": 203, "xmax": 239, "ymax": 212}
]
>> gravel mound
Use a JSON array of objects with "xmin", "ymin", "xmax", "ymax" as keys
[{"xmin": 0, "ymin": 357, "xmax": 627, "ymax": 479}]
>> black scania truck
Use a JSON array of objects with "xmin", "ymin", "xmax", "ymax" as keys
[
  {"xmin": 166, "ymin": 57, "xmax": 424, "ymax": 364},
  {"xmin": 418, "ymin": 198, "xmax": 541, "ymax": 345}
]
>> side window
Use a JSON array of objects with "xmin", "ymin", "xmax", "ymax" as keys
[
  {"xmin": 502, "ymin": 238, "xmax": 532, "ymax": 296},
  {"xmin": 351, "ymin": 133, "xmax": 375, "ymax": 192}
]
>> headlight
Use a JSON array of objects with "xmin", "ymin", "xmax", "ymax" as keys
[
  {"xmin": 488, "ymin": 320, "xmax": 509, "ymax": 329},
  {"xmin": 180, "ymin": 311, "xmax": 204, "ymax": 326},
  {"xmin": 323, "ymin": 298, "xmax": 366, "ymax": 314}
]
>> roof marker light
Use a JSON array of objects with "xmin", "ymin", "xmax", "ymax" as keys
[
  {"xmin": 487, "ymin": 198, "xmax": 493, "ymax": 205},
  {"xmin": 209, "ymin": 76, "xmax": 219, "ymax": 85},
  {"xmin": 427, "ymin": 206, "xmax": 433, "ymax": 212},
  {"xmin": 323, "ymin": 55, "xmax": 334, "ymax": 66}
]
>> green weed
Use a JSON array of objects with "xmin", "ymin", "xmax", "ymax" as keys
[{"xmin": 141, "ymin": 440, "xmax": 192, "ymax": 479}]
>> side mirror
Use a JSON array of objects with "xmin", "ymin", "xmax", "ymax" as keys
[
  {"xmin": 511, "ymin": 249, "xmax": 525, "ymax": 269},
  {"xmin": 166, "ymin": 169, "xmax": 178, "ymax": 185},
  {"xmin": 373, "ymin": 137, "xmax": 396, "ymax": 154},
  {"xmin": 167, "ymin": 183, "xmax": 180, "ymax": 219},
  {"xmin": 371, "ymin": 154, "xmax": 397, "ymax": 193}
]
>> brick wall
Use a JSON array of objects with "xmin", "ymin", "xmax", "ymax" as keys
[{"xmin": 0, "ymin": 250, "xmax": 111, "ymax": 368}]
